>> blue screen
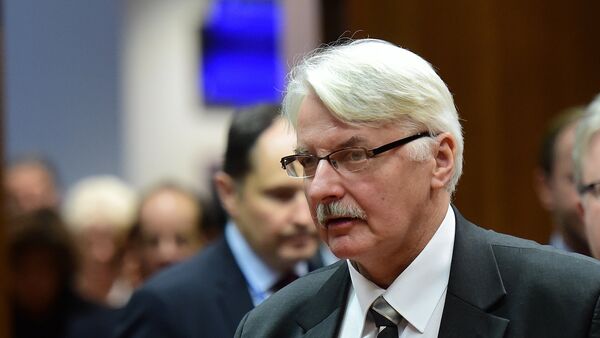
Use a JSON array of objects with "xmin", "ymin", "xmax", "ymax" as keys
[{"xmin": 201, "ymin": 0, "xmax": 285, "ymax": 107}]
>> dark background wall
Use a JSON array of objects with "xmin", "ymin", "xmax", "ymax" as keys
[{"xmin": 322, "ymin": 0, "xmax": 600, "ymax": 242}]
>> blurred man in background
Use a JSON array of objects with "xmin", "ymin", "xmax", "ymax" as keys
[
  {"xmin": 5, "ymin": 155, "xmax": 60, "ymax": 216},
  {"xmin": 115, "ymin": 104, "xmax": 323, "ymax": 338},
  {"xmin": 535, "ymin": 106, "xmax": 589, "ymax": 255},
  {"xmin": 133, "ymin": 182, "xmax": 207, "ymax": 280},
  {"xmin": 574, "ymin": 94, "xmax": 600, "ymax": 259}
]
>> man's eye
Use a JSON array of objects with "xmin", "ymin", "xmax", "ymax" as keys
[
  {"xmin": 142, "ymin": 236, "xmax": 159, "ymax": 248},
  {"xmin": 265, "ymin": 188, "xmax": 297, "ymax": 202},
  {"xmin": 175, "ymin": 235, "xmax": 190, "ymax": 247},
  {"xmin": 298, "ymin": 156, "xmax": 318, "ymax": 168},
  {"xmin": 592, "ymin": 184, "xmax": 600, "ymax": 197},
  {"xmin": 340, "ymin": 149, "xmax": 365, "ymax": 162}
]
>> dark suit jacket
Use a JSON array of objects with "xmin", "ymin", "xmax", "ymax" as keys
[
  {"xmin": 235, "ymin": 208, "xmax": 600, "ymax": 338},
  {"xmin": 13, "ymin": 288, "xmax": 116, "ymax": 338},
  {"xmin": 114, "ymin": 236, "xmax": 326, "ymax": 338},
  {"xmin": 114, "ymin": 237, "xmax": 254, "ymax": 338}
]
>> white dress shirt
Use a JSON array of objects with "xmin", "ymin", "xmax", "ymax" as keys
[
  {"xmin": 225, "ymin": 221, "xmax": 308, "ymax": 306},
  {"xmin": 549, "ymin": 231, "xmax": 575, "ymax": 253},
  {"xmin": 338, "ymin": 205, "xmax": 456, "ymax": 338}
]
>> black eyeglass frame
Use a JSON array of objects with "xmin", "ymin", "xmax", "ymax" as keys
[{"xmin": 280, "ymin": 131, "xmax": 434, "ymax": 178}]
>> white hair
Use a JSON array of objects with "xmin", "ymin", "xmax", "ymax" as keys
[
  {"xmin": 63, "ymin": 175, "xmax": 138, "ymax": 234},
  {"xmin": 282, "ymin": 38, "xmax": 463, "ymax": 193},
  {"xmin": 573, "ymin": 94, "xmax": 600, "ymax": 187}
]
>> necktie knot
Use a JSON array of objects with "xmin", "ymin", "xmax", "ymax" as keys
[
  {"xmin": 369, "ymin": 296, "xmax": 401, "ymax": 338},
  {"xmin": 270, "ymin": 272, "xmax": 299, "ymax": 292}
]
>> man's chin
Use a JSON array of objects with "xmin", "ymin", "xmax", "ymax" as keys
[
  {"xmin": 279, "ymin": 244, "xmax": 319, "ymax": 262},
  {"xmin": 327, "ymin": 239, "xmax": 365, "ymax": 260}
]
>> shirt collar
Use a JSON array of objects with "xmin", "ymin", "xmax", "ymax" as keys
[
  {"xmin": 226, "ymin": 221, "xmax": 278, "ymax": 296},
  {"xmin": 225, "ymin": 221, "xmax": 309, "ymax": 304},
  {"xmin": 347, "ymin": 205, "xmax": 455, "ymax": 333},
  {"xmin": 549, "ymin": 232, "xmax": 574, "ymax": 252}
]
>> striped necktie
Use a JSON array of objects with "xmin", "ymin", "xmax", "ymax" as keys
[{"xmin": 369, "ymin": 296, "xmax": 402, "ymax": 338}]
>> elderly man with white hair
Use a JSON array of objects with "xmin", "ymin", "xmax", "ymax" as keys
[{"xmin": 235, "ymin": 39, "xmax": 600, "ymax": 338}]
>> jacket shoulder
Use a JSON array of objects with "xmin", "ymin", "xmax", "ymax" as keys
[
  {"xmin": 115, "ymin": 238, "xmax": 250, "ymax": 338},
  {"xmin": 459, "ymin": 211, "xmax": 600, "ymax": 283},
  {"xmin": 143, "ymin": 237, "xmax": 234, "ymax": 293},
  {"xmin": 236, "ymin": 261, "xmax": 347, "ymax": 337}
]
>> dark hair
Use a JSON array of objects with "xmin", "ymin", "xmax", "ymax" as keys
[
  {"xmin": 199, "ymin": 194, "xmax": 226, "ymax": 240},
  {"xmin": 538, "ymin": 106, "xmax": 585, "ymax": 176},
  {"xmin": 8, "ymin": 209, "xmax": 77, "ymax": 287},
  {"xmin": 222, "ymin": 104, "xmax": 282, "ymax": 181}
]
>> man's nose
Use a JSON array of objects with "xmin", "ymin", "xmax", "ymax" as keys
[
  {"xmin": 158, "ymin": 238, "xmax": 179, "ymax": 263},
  {"xmin": 306, "ymin": 160, "xmax": 345, "ymax": 205},
  {"xmin": 291, "ymin": 191, "xmax": 313, "ymax": 227}
]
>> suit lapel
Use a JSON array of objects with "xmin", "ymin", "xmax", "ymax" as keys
[
  {"xmin": 295, "ymin": 262, "xmax": 351, "ymax": 338},
  {"xmin": 214, "ymin": 239, "xmax": 254, "ymax": 335},
  {"xmin": 439, "ymin": 207, "xmax": 508, "ymax": 338},
  {"xmin": 440, "ymin": 293, "xmax": 508, "ymax": 338}
]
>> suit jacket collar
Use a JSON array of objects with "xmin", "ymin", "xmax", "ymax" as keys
[
  {"xmin": 438, "ymin": 206, "xmax": 509, "ymax": 337},
  {"xmin": 295, "ymin": 262, "xmax": 351, "ymax": 337},
  {"xmin": 216, "ymin": 236, "xmax": 325, "ymax": 335},
  {"xmin": 214, "ymin": 238, "xmax": 255, "ymax": 335}
]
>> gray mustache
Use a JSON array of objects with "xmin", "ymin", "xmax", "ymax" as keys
[{"xmin": 316, "ymin": 201, "xmax": 367, "ymax": 226}]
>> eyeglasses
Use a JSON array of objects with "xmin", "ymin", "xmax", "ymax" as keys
[
  {"xmin": 579, "ymin": 181, "xmax": 600, "ymax": 197},
  {"xmin": 280, "ymin": 132, "xmax": 433, "ymax": 178}
]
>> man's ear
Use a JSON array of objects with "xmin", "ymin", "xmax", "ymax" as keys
[
  {"xmin": 431, "ymin": 133, "xmax": 456, "ymax": 190},
  {"xmin": 213, "ymin": 171, "xmax": 240, "ymax": 219},
  {"xmin": 577, "ymin": 199, "xmax": 585, "ymax": 221},
  {"xmin": 533, "ymin": 168, "xmax": 554, "ymax": 211}
]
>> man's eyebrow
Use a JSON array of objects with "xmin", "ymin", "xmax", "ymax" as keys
[
  {"xmin": 294, "ymin": 136, "xmax": 368, "ymax": 154},
  {"xmin": 338, "ymin": 136, "xmax": 367, "ymax": 148},
  {"xmin": 294, "ymin": 146, "xmax": 309, "ymax": 155}
]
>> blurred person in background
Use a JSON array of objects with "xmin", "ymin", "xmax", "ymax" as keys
[
  {"xmin": 534, "ymin": 106, "xmax": 590, "ymax": 255},
  {"xmin": 62, "ymin": 175, "xmax": 138, "ymax": 307},
  {"xmin": 116, "ymin": 185, "xmax": 220, "ymax": 299},
  {"xmin": 5, "ymin": 155, "xmax": 60, "ymax": 216},
  {"xmin": 132, "ymin": 182, "xmax": 207, "ymax": 281},
  {"xmin": 115, "ymin": 104, "xmax": 324, "ymax": 338},
  {"xmin": 574, "ymin": 94, "xmax": 600, "ymax": 259},
  {"xmin": 8, "ymin": 209, "xmax": 114, "ymax": 338}
]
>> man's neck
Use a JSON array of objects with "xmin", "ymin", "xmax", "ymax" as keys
[
  {"xmin": 353, "ymin": 201, "xmax": 450, "ymax": 288},
  {"xmin": 559, "ymin": 226, "xmax": 591, "ymax": 256}
]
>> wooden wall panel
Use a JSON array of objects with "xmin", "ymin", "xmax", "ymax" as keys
[{"xmin": 323, "ymin": 0, "xmax": 600, "ymax": 243}]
